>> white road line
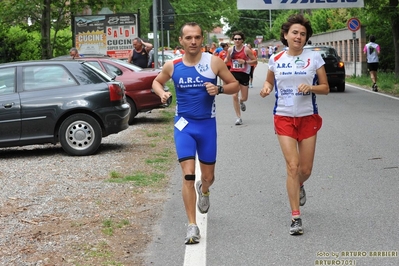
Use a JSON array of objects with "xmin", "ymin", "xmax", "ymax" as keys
[
  {"xmin": 347, "ymin": 83, "xmax": 399, "ymax": 100},
  {"xmin": 183, "ymin": 159, "xmax": 207, "ymax": 266}
]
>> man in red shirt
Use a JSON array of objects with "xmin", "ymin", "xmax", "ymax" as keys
[{"xmin": 225, "ymin": 31, "xmax": 258, "ymax": 125}]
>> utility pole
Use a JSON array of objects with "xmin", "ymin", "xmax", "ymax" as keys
[{"xmin": 152, "ymin": 0, "xmax": 159, "ymax": 69}]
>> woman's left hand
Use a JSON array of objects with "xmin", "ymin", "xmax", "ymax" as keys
[{"xmin": 298, "ymin": 84, "xmax": 312, "ymax": 94}]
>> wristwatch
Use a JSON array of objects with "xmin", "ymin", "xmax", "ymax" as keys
[{"xmin": 217, "ymin": 85, "xmax": 224, "ymax": 95}]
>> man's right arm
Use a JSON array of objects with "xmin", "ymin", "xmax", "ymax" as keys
[
  {"xmin": 127, "ymin": 51, "xmax": 133, "ymax": 63},
  {"xmin": 152, "ymin": 61, "xmax": 173, "ymax": 103},
  {"xmin": 142, "ymin": 40, "xmax": 153, "ymax": 53}
]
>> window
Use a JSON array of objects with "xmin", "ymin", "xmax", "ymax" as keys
[
  {"xmin": 22, "ymin": 65, "xmax": 78, "ymax": 91},
  {"xmin": 86, "ymin": 61, "xmax": 103, "ymax": 71},
  {"xmin": 103, "ymin": 62, "xmax": 123, "ymax": 76},
  {"xmin": 0, "ymin": 67, "xmax": 16, "ymax": 95}
]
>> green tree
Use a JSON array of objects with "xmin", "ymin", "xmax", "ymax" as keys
[
  {"xmin": 211, "ymin": 35, "xmax": 219, "ymax": 44},
  {"xmin": 310, "ymin": 9, "xmax": 345, "ymax": 34},
  {"xmin": 226, "ymin": 10, "xmax": 270, "ymax": 44},
  {"xmin": 155, "ymin": 0, "xmax": 238, "ymax": 49},
  {"xmin": 0, "ymin": 26, "xmax": 41, "ymax": 63},
  {"xmin": 0, "ymin": 0, "xmax": 83, "ymax": 59},
  {"xmin": 1, "ymin": 0, "xmax": 397, "ymax": 74},
  {"xmin": 0, "ymin": 0, "xmax": 148, "ymax": 59},
  {"xmin": 267, "ymin": 10, "xmax": 297, "ymax": 41}
]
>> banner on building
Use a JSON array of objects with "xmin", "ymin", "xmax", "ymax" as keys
[
  {"xmin": 73, "ymin": 13, "xmax": 138, "ymax": 58},
  {"xmin": 237, "ymin": 0, "xmax": 364, "ymax": 10}
]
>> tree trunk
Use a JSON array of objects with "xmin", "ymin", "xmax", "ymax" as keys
[
  {"xmin": 390, "ymin": 0, "xmax": 399, "ymax": 77},
  {"xmin": 41, "ymin": 0, "xmax": 52, "ymax": 59}
]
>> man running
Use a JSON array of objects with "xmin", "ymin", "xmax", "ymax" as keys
[
  {"xmin": 152, "ymin": 22, "xmax": 239, "ymax": 244},
  {"xmin": 225, "ymin": 31, "xmax": 258, "ymax": 125}
]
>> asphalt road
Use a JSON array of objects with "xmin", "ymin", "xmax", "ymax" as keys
[{"xmin": 145, "ymin": 62, "xmax": 399, "ymax": 266}]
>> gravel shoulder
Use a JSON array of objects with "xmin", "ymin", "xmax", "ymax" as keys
[{"xmin": 0, "ymin": 109, "xmax": 176, "ymax": 265}]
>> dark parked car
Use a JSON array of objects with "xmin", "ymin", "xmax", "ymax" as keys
[
  {"xmin": 304, "ymin": 45, "xmax": 346, "ymax": 92},
  {"xmin": 52, "ymin": 55, "xmax": 171, "ymax": 124},
  {"xmin": 80, "ymin": 57, "xmax": 171, "ymax": 124},
  {"xmin": 0, "ymin": 60, "xmax": 130, "ymax": 156}
]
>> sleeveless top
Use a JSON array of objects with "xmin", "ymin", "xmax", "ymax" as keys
[
  {"xmin": 171, "ymin": 53, "xmax": 217, "ymax": 120},
  {"xmin": 363, "ymin": 42, "xmax": 380, "ymax": 63},
  {"xmin": 229, "ymin": 46, "xmax": 250, "ymax": 74},
  {"xmin": 132, "ymin": 48, "xmax": 149, "ymax": 68}
]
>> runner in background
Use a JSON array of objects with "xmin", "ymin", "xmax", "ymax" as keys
[
  {"xmin": 363, "ymin": 35, "xmax": 380, "ymax": 92},
  {"xmin": 246, "ymin": 43, "xmax": 258, "ymax": 88},
  {"xmin": 261, "ymin": 46, "xmax": 267, "ymax": 62},
  {"xmin": 218, "ymin": 43, "xmax": 230, "ymax": 85},
  {"xmin": 225, "ymin": 31, "xmax": 258, "ymax": 126}
]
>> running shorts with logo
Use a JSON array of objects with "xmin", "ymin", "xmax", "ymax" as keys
[
  {"xmin": 274, "ymin": 114, "xmax": 322, "ymax": 141},
  {"xmin": 174, "ymin": 116, "xmax": 217, "ymax": 164}
]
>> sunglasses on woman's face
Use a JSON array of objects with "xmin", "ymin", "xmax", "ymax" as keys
[{"xmin": 234, "ymin": 38, "xmax": 242, "ymax": 41}]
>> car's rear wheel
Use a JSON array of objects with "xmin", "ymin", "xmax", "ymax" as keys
[
  {"xmin": 59, "ymin": 114, "xmax": 102, "ymax": 156},
  {"xmin": 127, "ymin": 97, "xmax": 138, "ymax": 124},
  {"xmin": 337, "ymin": 82, "xmax": 346, "ymax": 92}
]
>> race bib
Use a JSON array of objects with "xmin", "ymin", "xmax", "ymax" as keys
[
  {"xmin": 174, "ymin": 117, "xmax": 188, "ymax": 131},
  {"xmin": 282, "ymin": 86, "xmax": 296, "ymax": 107},
  {"xmin": 232, "ymin": 60, "xmax": 244, "ymax": 69}
]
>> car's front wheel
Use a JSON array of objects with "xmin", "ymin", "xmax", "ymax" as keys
[{"xmin": 59, "ymin": 114, "xmax": 102, "ymax": 156}]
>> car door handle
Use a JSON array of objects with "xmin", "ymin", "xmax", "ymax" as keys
[{"xmin": 3, "ymin": 102, "xmax": 14, "ymax": 108}]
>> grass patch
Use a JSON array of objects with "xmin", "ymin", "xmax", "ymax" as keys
[
  {"xmin": 101, "ymin": 219, "xmax": 130, "ymax": 236},
  {"xmin": 160, "ymin": 108, "xmax": 175, "ymax": 119},
  {"xmin": 108, "ymin": 171, "xmax": 166, "ymax": 186},
  {"xmin": 146, "ymin": 131, "xmax": 160, "ymax": 137},
  {"xmin": 346, "ymin": 72, "xmax": 399, "ymax": 96},
  {"xmin": 108, "ymin": 83, "xmax": 176, "ymax": 187},
  {"xmin": 74, "ymin": 241, "xmax": 124, "ymax": 266},
  {"xmin": 110, "ymin": 171, "xmax": 123, "ymax": 179},
  {"xmin": 146, "ymin": 157, "xmax": 168, "ymax": 164}
]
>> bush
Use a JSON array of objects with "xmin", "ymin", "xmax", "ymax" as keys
[
  {"xmin": 0, "ymin": 26, "xmax": 41, "ymax": 63},
  {"xmin": 0, "ymin": 26, "xmax": 73, "ymax": 62},
  {"xmin": 52, "ymin": 28, "xmax": 73, "ymax": 57}
]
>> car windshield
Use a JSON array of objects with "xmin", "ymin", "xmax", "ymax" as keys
[
  {"xmin": 82, "ymin": 62, "xmax": 116, "ymax": 81},
  {"xmin": 108, "ymin": 58, "xmax": 144, "ymax": 72}
]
